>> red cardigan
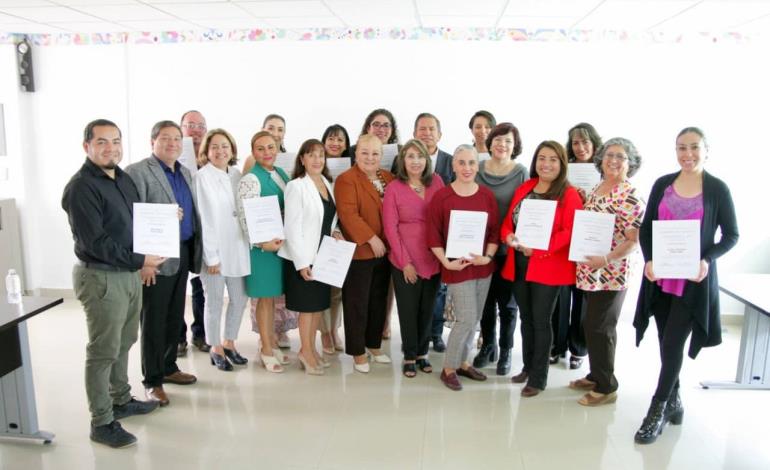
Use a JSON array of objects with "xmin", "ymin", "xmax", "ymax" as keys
[{"xmin": 500, "ymin": 178, "xmax": 583, "ymax": 285}]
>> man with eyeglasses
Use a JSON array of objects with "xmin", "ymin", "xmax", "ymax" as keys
[
  {"xmin": 178, "ymin": 110, "xmax": 210, "ymax": 356},
  {"xmin": 125, "ymin": 121, "xmax": 203, "ymax": 407},
  {"xmin": 413, "ymin": 112, "xmax": 454, "ymax": 352}
]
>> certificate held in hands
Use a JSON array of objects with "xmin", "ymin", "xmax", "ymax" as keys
[
  {"xmin": 445, "ymin": 210, "xmax": 488, "ymax": 259},
  {"xmin": 569, "ymin": 210, "xmax": 616, "ymax": 262},
  {"xmin": 311, "ymin": 236, "xmax": 356, "ymax": 288},
  {"xmin": 242, "ymin": 195, "xmax": 285, "ymax": 244},
  {"xmin": 567, "ymin": 163, "xmax": 600, "ymax": 194},
  {"xmin": 652, "ymin": 220, "xmax": 700, "ymax": 279},
  {"xmin": 515, "ymin": 199, "xmax": 557, "ymax": 250},
  {"xmin": 133, "ymin": 203, "xmax": 180, "ymax": 258}
]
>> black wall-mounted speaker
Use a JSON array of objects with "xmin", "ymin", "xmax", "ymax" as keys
[{"xmin": 15, "ymin": 38, "xmax": 35, "ymax": 93}]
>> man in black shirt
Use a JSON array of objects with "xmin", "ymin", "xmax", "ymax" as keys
[{"xmin": 62, "ymin": 119, "xmax": 166, "ymax": 448}]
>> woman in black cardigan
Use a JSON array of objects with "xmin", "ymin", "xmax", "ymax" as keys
[{"xmin": 633, "ymin": 127, "xmax": 739, "ymax": 444}]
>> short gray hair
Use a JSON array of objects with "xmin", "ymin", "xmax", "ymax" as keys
[
  {"xmin": 594, "ymin": 137, "xmax": 641, "ymax": 178},
  {"xmin": 453, "ymin": 143, "xmax": 478, "ymax": 160}
]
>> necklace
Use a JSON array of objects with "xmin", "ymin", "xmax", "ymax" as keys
[{"xmin": 409, "ymin": 182, "xmax": 424, "ymax": 193}]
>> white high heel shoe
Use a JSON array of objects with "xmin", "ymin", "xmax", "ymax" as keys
[{"xmin": 367, "ymin": 350, "xmax": 392, "ymax": 364}]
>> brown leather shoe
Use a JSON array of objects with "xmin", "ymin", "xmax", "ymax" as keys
[
  {"xmin": 440, "ymin": 370, "xmax": 462, "ymax": 391},
  {"xmin": 511, "ymin": 370, "xmax": 529, "ymax": 384},
  {"xmin": 521, "ymin": 385, "xmax": 542, "ymax": 397},
  {"xmin": 145, "ymin": 386, "xmax": 170, "ymax": 406},
  {"xmin": 578, "ymin": 391, "xmax": 617, "ymax": 407},
  {"xmin": 456, "ymin": 366, "xmax": 487, "ymax": 381},
  {"xmin": 163, "ymin": 371, "xmax": 197, "ymax": 385},
  {"xmin": 569, "ymin": 377, "xmax": 597, "ymax": 391}
]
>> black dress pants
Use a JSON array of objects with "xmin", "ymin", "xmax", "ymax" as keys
[
  {"xmin": 652, "ymin": 293, "xmax": 693, "ymax": 401},
  {"xmin": 180, "ymin": 275, "xmax": 206, "ymax": 342},
  {"xmin": 551, "ymin": 285, "xmax": 587, "ymax": 357},
  {"xmin": 392, "ymin": 269, "xmax": 440, "ymax": 360},
  {"xmin": 479, "ymin": 255, "xmax": 518, "ymax": 350},
  {"xmin": 141, "ymin": 240, "xmax": 191, "ymax": 387},
  {"xmin": 342, "ymin": 257, "xmax": 390, "ymax": 356},
  {"xmin": 583, "ymin": 289, "xmax": 627, "ymax": 394}
]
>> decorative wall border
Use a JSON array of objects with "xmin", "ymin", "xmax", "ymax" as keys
[{"xmin": 0, "ymin": 28, "xmax": 753, "ymax": 46}]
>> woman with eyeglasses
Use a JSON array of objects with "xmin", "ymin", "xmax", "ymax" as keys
[
  {"xmin": 633, "ymin": 127, "xmax": 738, "ymax": 444},
  {"xmin": 569, "ymin": 138, "xmax": 645, "ymax": 406}
]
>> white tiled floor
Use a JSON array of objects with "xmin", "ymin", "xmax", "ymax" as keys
[{"xmin": 2, "ymin": 298, "xmax": 769, "ymax": 470}]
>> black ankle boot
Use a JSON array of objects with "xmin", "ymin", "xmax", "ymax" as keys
[
  {"xmin": 665, "ymin": 390, "xmax": 684, "ymax": 425},
  {"xmin": 634, "ymin": 397, "xmax": 668, "ymax": 444},
  {"xmin": 472, "ymin": 343, "xmax": 498, "ymax": 368},
  {"xmin": 496, "ymin": 348, "xmax": 512, "ymax": 375}
]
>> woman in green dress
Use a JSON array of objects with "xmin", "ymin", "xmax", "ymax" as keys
[{"xmin": 238, "ymin": 130, "xmax": 290, "ymax": 373}]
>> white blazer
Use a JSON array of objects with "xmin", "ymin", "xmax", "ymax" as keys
[
  {"xmin": 278, "ymin": 174, "xmax": 338, "ymax": 271},
  {"xmin": 193, "ymin": 163, "xmax": 251, "ymax": 277}
]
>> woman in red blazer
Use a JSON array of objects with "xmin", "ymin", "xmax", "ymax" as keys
[{"xmin": 500, "ymin": 141, "xmax": 583, "ymax": 397}]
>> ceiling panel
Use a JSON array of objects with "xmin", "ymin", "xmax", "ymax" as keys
[
  {"xmin": 327, "ymin": 0, "xmax": 417, "ymax": 27},
  {"xmin": 119, "ymin": 19, "xmax": 200, "ymax": 31},
  {"xmin": 264, "ymin": 16, "xmax": 345, "ymax": 28},
  {"xmin": 577, "ymin": 0, "xmax": 694, "ymax": 31},
  {"xmin": 195, "ymin": 18, "xmax": 271, "ymax": 30},
  {"xmin": 416, "ymin": 0, "xmax": 505, "ymax": 17},
  {"xmin": 54, "ymin": 21, "xmax": 131, "ymax": 32},
  {"xmin": 0, "ymin": 0, "xmax": 54, "ymax": 6},
  {"xmin": 654, "ymin": 0, "xmax": 770, "ymax": 31},
  {"xmin": 421, "ymin": 15, "xmax": 498, "ymax": 28},
  {"xmin": 152, "ymin": 2, "xmax": 247, "ymax": 19},
  {"xmin": 0, "ymin": 6, "xmax": 100, "ymax": 22},
  {"xmin": 237, "ymin": 1, "xmax": 331, "ymax": 18},
  {"xmin": 502, "ymin": 0, "xmax": 603, "ymax": 18},
  {"xmin": 70, "ymin": 4, "xmax": 175, "ymax": 22},
  {"xmin": 496, "ymin": 16, "xmax": 578, "ymax": 30},
  {"xmin": 1, "ymin": 22, "xmax": 68, "ymax": 33},
  {"xmin": 52, "ymin": 0, "xmax": 142, "ymax": 5}
]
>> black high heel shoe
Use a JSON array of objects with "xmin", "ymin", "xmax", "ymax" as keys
[
  {"xmin": 210, "ymin": 352, "xmax": 233, "ymax": 371},
  {"xmin": 223, "ymin": 348, "xmax": 248, "ymax": 365},
  {"xmin": 472, "ymin": 343, "xmax": 498, "ymax": 368},
  {"xmin": 496, "ymin": 348, "xmax": 512, "ymax": 375},
  {"xmin": 634, "ymin": 397, "xmax": 668, "ymax": 444}
]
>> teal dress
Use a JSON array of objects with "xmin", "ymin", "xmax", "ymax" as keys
[{"xmin": 245, "ymin": 165, "xmax": 290, "ymax": 298}]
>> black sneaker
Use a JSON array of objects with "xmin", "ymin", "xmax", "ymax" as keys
[
  {"xmin": 432, "ymin": 336, "xmax": 446, "ymax": 353},
  {"xmin": 113, "ymin": 397, "xmax": 159, "ymax": 420},
  {"xmin": 90, "ymin": 420, "xmax": 137, "ymax": 448}
]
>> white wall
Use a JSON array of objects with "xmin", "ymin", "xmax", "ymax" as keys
[{"xmin": 1, "ymin": 37, "xmax": 767, "ymax": 290}]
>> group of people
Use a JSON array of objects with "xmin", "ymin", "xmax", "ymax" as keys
[{"xmin": 62, "ymin": 108, "xmax": 738, "ymax": 450}]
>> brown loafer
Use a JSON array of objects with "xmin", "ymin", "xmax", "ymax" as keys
[
  {"xmin": 569, "ymin": 377, "xmax": 597, "ymax": 391},
  {"xmin": 163, "ymin": 370, "xmax": 197, "ymax": 385},
  {"xmin": 521, "ymin": 385, "xmax": 542, "ymax": 397},
  {"xmin": 578, "ymin": 391, "xmax": 617, "ymax": 407},
  {"xmin": 511, "ymin": 370, "xmax": 529, "ymax": 384},
  {"xmin": 440, "ymin": 370, "xmax": 462, "ymax": 391},
  {"xmin": 145, "ymin": 386, "xmax": 170, "ymax": 406},
  {"xmin": 456, "ymin": 366, "xmax": 487, "ymax": 381}
]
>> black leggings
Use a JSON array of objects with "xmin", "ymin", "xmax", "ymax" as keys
[{"xmin": 653, "ymin": 293, "xmax": 693, "ymax": 401}]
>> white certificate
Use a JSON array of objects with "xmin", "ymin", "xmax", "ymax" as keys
[
  {"xmin": 179, "ymin": 136, "xmax": 198, "ymax": 176},
  {"xmin": 311, "ymin": 236, "xmax": 356, "ymax": 288},
  {"xmin": 478, "ymin": 152, "xmax": 491, "ymax": 162},
  {"xmin": 445, "ymin": 210, "xmax": 488, "ymax": 259},
  {"xmin": 652, "ymin": 220, "xmax": 700, "ymax": 279},
  {"xmin": 568, "ymin": 163, "xmax": 600, "ymax": 194},
  {"xmin": 568, "ymin": 210, "xmax": 616, "ymax": 262},
  {"xmin": 242, "ymin": 195, "xmax": 285, "ymax": 244},
  {"xmin": 380, "ymin": 143, "xmax": 399, "ymax": 170},
  {"xmin": 133, "ymin": 203, "xmax": 179, "ymax": 258},
  {"xmin": 274, "ymin": 152, "xmax": 297, "ymax": 177},
  {"xmin": 516, "ymin": 199, "xmax": 557, "ymax": 250},
  {"xmin": 326, "ymin": 157, "xmax": 351, "ymax": 179}
]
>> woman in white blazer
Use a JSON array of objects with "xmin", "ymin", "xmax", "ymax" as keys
[
  {"xmin": 279, "ymin": 139, "xmax": 342, "ymax": 375},
  {"xmin": 194, "ymin": 129, "xmax": 251, "ymax": 371}
]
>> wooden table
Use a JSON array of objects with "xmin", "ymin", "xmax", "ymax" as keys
[
  {"xmin": 701, "ymin": 273, "xmax": 770, "ymax": 390},
  {"xmin": 0, "ymin": 296, "xmax": 63, "ymax": 443}
]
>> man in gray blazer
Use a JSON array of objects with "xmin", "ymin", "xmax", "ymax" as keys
[
  {"xmin": 414, "ymin": 112, "xmax": 453, "ymax": 352},
  {"xmin": 125, "ymin": 120, "xmax": 203, "ymax": 407}
]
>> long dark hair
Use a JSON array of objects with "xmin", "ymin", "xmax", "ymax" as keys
[
  {"xmin": 529, "ymin": 140, "xmax": 570, "ymax": 200},
  {"xmin": 292, "ymin": 139, "xmax": 331, "ymax": 182}
]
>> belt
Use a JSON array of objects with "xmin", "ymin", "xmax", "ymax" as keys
[{"xmin": 77, "ymin": 260, "xmax": 135, "ymax": 273}]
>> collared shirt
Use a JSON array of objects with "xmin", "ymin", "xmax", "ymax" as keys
[
  {"xmin": 153, "ymin": 156, "xmax": 194, "ymax": 241},
  {"xmin": 61, "ymin": 158, "xmax": 145, "ymax": 270}
]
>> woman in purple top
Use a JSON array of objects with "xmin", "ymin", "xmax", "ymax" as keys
[
  {"xmin": 633, "ymin": 127, "xmax": 739, "ymax": 444},
  {"xmin": 383, "ymin": 140, "xmax": 445, "ymax": 377}
]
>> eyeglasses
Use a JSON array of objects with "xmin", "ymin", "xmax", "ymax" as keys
[
  {"xmin": 604, "ymin": 153, "xmax": 628, "ymax": 162},
  {"xmin": 370, "ymin": 122, "xmax": 391, "ymax": 130},
  {"xmin": 182, "ymin": 123, "xmax": 206, "ymax": 130}
]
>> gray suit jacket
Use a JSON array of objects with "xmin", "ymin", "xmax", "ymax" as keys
[
  {"xmin": 124, "ymin": 156, "xmax": 203, "ymax": 276},
  {"xmin": 434, "ymin": 149, "xmax": 454, "ymax": 185}
]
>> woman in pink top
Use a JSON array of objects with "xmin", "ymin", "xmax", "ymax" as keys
[{"xmin": 383, "ymin": 140, "xmax": 445, "ymax": 377}]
